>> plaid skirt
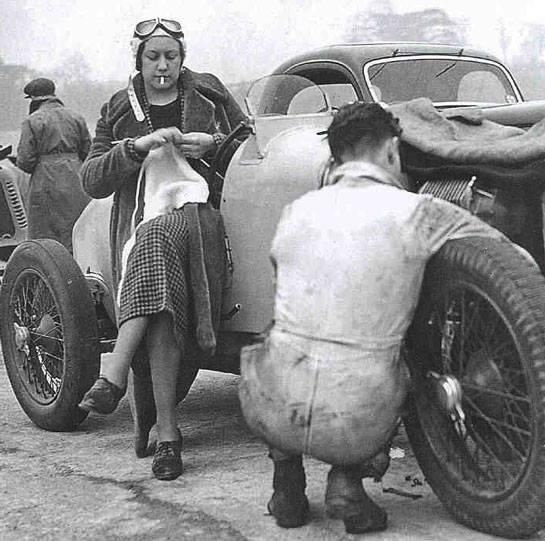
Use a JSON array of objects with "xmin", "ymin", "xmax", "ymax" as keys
[{"xmin": 119, "ymin": 210, "xmax": 191, "ymax": 349}]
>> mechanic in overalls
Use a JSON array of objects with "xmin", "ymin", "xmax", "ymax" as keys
[
  {"xmin": 16, "ymin": 77, "xmax": 91, "ymax": 253},
  {"xmin": 239, "ymin": 102, "xmax": 505, "ymax": 534}
]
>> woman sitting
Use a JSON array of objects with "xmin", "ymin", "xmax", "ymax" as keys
[{"xmin": 79, "ymin": 17, "xmax": 246, "ymax": 481}]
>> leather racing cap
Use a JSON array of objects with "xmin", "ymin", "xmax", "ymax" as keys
[{"xmin": 23, "ymin": 78, "xmax": 56, "ymax": 99}]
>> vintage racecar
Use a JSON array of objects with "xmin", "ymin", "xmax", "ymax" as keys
[
  {"xmin": 2, "ymin": 43, "xmax": 545, "ymax": 538},
  {"xmin": 0, "ymin": 145, "xmax": 28, "ymax": 278}
]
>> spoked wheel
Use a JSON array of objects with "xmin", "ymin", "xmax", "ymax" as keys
[
  {"xmin": 405, "ymin": 237, "xmax": 545, "ymax": 538},
  {"xmin": 0, "ymin": 240, "xmax": 99, "ymax": 431}
]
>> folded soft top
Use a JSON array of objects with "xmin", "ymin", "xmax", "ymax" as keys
[{"xmin": 391, "ymin": 98, "xmax": 545, "ymax": 167}]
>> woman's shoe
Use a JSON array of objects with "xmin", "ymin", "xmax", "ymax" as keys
[
  {"xmin": 78, "ymin": 377, "xmax": 126, "ymax": 414},
  {"xmin": 152, "ymin": 435, "xmax": 183, "ymax": 481}
]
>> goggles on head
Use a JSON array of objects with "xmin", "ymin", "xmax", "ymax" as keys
[{"xmin": 134, "ymin": 18, "xmax": 184, "ymax": 39}]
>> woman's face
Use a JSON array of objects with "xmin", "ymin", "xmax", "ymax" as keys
[{"xmin": 141, "ymin": 36, "xmax": 183, "ymax": 92}]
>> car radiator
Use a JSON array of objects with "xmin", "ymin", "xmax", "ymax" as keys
[
  {"xmin": 417, "ymin": 177, "xmax": 473, "ymax": 207},
  {"xmin": 2, "ymin": 177, "xmax": 28, "ymax": 230},
  {"xmin": 418, "ymin": 176, "xmax": 497, "ymax": 220}
]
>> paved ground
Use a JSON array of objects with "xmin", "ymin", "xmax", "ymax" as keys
[{"xmin": 1, "ymin": 359, "xmax": 543, "ymax": 541}]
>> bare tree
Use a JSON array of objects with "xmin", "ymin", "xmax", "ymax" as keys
[
  {"xmin": 0, "ymin": 62, "xmax": 36, "ymax": 132},
  {"xmin": 52, "ymin": 52, "xmax": 92, "ymax": 86},
  {"xmin": 344, "ymin": 6, "xmax": 466, "ymax": 45},
  {"xmin": 509, "ymin": 23, "xmax": 545, "ymax": 100}
]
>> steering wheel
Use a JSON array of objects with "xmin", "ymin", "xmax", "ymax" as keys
[{"xmin": 208, "ymin": 121, "xmax": 252, "ymax": 208}]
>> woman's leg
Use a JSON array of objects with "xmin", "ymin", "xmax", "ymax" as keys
[
  {"xmin": 146, "ymin": 311, "xmax": 182, "ymax": 442},
  {"xmin": 79, "ymin": 316, "xmax": 150, "ymax": 413},
  {"xmin": 101, "ymin": 316, "xmax": 148, "ymax": 388},
  {"xmin": 146, "ymin": 310, "xmax": 184, "ymax": 480}
]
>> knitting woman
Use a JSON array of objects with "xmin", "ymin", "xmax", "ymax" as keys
[{"xmin": 79, "ymin": 18, "xmax": 246, "ymax": 480}]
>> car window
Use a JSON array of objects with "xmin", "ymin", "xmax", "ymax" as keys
[
  {"xmin": 287, "ymin": 86, "xmax": 329, "ymax": 114},
  {"xmin": 287, "ymin": 83, "xmax": 357, "ymax": 113},
  {"xmin": 317, "ymin": 83, "xmax": 358, "ymax": 109},
  {"xmin": 457, "ymin": 71, "xmax": 517, "ymax": 104},
  {"xmin": 246, "ymin": 75, "xmax": 329, "ymax": 116},
  {"xmin": 290, "ymin": 67, "xmax": 360, "ymax": 109},
  {"xmin": 365, "ymin": 57, "xmax": 519, "ymax": 105}
]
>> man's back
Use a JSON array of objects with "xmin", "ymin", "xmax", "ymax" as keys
[
  {"xmin": 271, "ymin": 162, "xmax": 501, "ymax": 349},
  {"xmin": 15, "ymin": 97, "xmax": 92, "ymax": 251},
  {"xmin": 18, "ymin": 100, "xmax": 90, "ymax": 161},
  {"xmin": 240, "ymin": 104, "xmax": 508, "ymax": 534}
]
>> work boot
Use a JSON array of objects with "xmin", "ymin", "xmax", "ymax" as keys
[
  {"xmin": 360, "ymin": 448, "xmax": 391, "ymax": 481},
  {"xmin": 325, "ymin": 465, "xmax": 387, "ymax": 534},
  {"xmin": 267, "ymin": 455, "xmax": 310, "ymax": 528}
]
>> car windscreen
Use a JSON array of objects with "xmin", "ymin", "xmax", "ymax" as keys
[{"xmin": 364, "ymin": 56, "xmax": 520, "ymax": 106}]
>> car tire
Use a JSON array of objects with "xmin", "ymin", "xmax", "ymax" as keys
[
  {"xmin": 404, "ymin": 237, "xmax": 545, "ymax": 538},
  {"xmin": 0, "ymin": 239, "xmax": 99, "ymax": 431}
]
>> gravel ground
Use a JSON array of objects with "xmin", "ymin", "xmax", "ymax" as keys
[{"xmin": 0, "ymin": 358, "xmax": 542, "ymax": 540}]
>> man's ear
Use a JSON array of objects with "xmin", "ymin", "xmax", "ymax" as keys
[
  {"xmin": 386, "ymin": 137, "xmax": 400, "ymax": 165},
  {"xmin": 385, "ymin": 138, "xmax": 394, "ymax": 165}
]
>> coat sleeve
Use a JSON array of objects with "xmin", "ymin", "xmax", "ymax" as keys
[
  {"xmin": 78, "ymin": 117, "xmax": 92, "ymax": 162},
  {"xmin": 81, "ymin": 101, "xmax": 143, "ymax": 199},
  {"xmin": 220, "ymin": 81, "xmax": 248, "ymax": 132},
  {"xmin": 215, "ymin": 76, "xmax": 248, "ymax": 134},
  {"xmin": 205, "ymin": 75, "xmax": 249, "ymax": 174},
  {"xmin": 16, "ymin": 118, "xmax": 39, "ymax": 174},
  {"xmin": 415, "ymin": 195, "xmax": 507, "ymax": 257}
]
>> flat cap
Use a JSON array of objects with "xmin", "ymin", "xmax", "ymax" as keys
[{"xmin": 23, "ymin": 78, "xmax": 56, "ymax": 99}]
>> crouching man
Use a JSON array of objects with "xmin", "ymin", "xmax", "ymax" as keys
[{"xmin": 239, "ymin": 102, "xmax": 507, "ymax": 534}]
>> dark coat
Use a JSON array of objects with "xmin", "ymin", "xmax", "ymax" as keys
[
  {"xmin": 81, "ymin": 68, "xmax": 247, "ymax": 285},
  {"xmin": 16, "ymin": 98, "xmax": 92, "ymax": 252}
]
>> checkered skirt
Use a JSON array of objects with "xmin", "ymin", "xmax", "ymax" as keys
[{"xmin": 119, "ymin": 209, "xmax": 191, "ymax": 348}]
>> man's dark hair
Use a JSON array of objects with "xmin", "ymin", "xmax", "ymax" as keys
[{"xmin": 324, "ymin": 102, "xmax": 402, "ymax": 163}]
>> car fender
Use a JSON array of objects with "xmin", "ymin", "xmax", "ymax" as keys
[{"xmin": 220, "ymin": 121, "xmax": 331, "ymax": 333}]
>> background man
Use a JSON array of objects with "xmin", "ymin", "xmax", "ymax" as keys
[
  {"xmin": 239, "ymin": 102, "xmax": 506, "ymax": 534},
  {"xmin": 16, "ymin": 77, "xmax": 91, "ymax": 253}
]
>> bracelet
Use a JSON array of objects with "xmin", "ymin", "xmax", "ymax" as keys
[
  {"xmin": 212, "ymin": 132, "xmax": 226, "ymax": 150},
  {"xmin": 126, "ymin": 137, "xmax": 147, "ymax": 162}
]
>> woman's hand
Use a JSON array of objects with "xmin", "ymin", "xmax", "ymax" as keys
[
  {"xmin": 178, "ymin": 132, "xmax": 215, "ymax": 159},
  {"xmin": 133, "ymin": 127, "xmax": 184, "ymax": 154}
]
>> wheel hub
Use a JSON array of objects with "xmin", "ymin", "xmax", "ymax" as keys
[
  {"xmin": 34, "ymin": 313, "xmax": 58, "ymax": 352},
  {"xmin": 427, "ymin": 371, "xmax": 463, "ymax": 412},
  {"xmin": 14, "ymin": 322, "xmax": 30, "ymax": 353},
  {"xmin": 427, "ymin": 371, "xmax": 466, "ymax": 436}
]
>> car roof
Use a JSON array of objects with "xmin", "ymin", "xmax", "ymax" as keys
[{"xmin": 273, "ymin": 42, "xmax": 505, "ymax": 74}]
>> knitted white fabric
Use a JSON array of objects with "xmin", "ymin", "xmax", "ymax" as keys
[{"xmin": 117, "ymin": 143, "xmax": 208, "ymax": 303}]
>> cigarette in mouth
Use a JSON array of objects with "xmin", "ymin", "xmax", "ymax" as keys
[{"xmin": 160, "ymin": 76, "xmax": 165, "ymax": 85}]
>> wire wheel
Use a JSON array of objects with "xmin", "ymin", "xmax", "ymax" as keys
[
  {"xmin": 0, "ymin": 240, "xmax": 99, "ymax": 431},
  {"xmin": 10, "ymin": 270, "xmax": 65, "ymax": 404},
  {"xmin": 414, "ymin": 281, "xmax": 531, "ymax": 496},
  {"xmin": 405, "ymin": 237, "xmax": 545, "ymax": 538}
]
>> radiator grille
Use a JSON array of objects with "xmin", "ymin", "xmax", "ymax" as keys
[
  {"xmin": 3, "ymin": 178, "xmax": 27, "ymax": 228},
  {"xmin": 418, "ymin": 178, "xmax": 472, "ymax": 207}
]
